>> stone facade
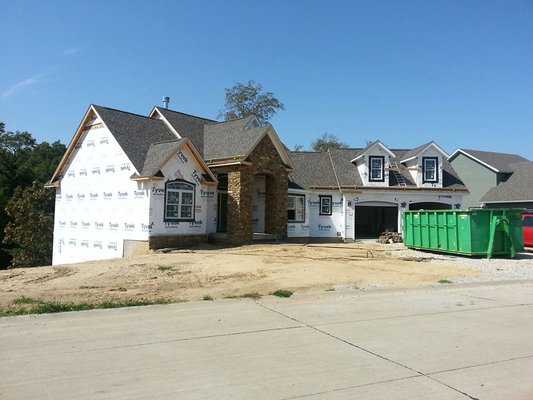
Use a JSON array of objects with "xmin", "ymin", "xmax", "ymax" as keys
[{"xmin": 216, "ymin": 134, "xmax": 289, "ymax": 243}]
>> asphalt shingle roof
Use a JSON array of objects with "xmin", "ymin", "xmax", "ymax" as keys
[
  {"xmin": 480, "ymin": 162, "xmax": 533, "ymax": 202},
  {"xmin": 204, "ymin": 122, "xmax": 269, "ymax": 161},
  {"xmin": 93, "ymin": 105, "xmax": 176, "ymax": 173},
  {"xmin": 288, "ymin": 152, "xmax": 337, "ymax": 189},
  {"xmin": 154, "ymin": 107, "xmax": 215, "ymax": 158},
  {"xmin": 453, "ymin": 149, "xmax": 528, "ymax": 173},
  {"xmin": 289, "ymin": 146, "xmax": 465, "ymax": 190},
  {"xmin": 140, "ymin": 139, "xmax": 185, "ymax": 176},
  {"xmin": 400, "ymin": 142, "xmax": 433, "ymax": 162}
]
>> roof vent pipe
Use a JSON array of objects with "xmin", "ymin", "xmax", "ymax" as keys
[{"xmin": 162, "ymin": 96, "xmax": 170, "ymax": 109}]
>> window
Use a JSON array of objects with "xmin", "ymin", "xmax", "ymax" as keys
[
  {"xmin": 422, "ymin": 157, "xmax": 438, "ymax": 183},
  {"xmin": 319, "ymin": 195, "xmax": 332, "ymax": 216},
  {"xmin": 288, "ymin": 194, "xmax": 305, "ymax": 223},
  {"xmin": 165, "ymin": 180, "xmax": 195, "ymax": 221},
  {"xmin": 369, "ymin": 156, "xmax": 385, "ymax": 182}
]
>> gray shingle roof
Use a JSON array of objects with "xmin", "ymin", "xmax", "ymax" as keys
[
  {"xmin": 204, "ymin": 122, "xmax": 269, "ymax": 161},
  {"xmin": 399, "ymin": 142, "xmax": 433, "ymax": 162},
  {"xmin": 140, "ymin": 139, "xmax": 185, "ymax": 176},
  {"xmin": 154, "ymin": 107, "xmax": 215, "ymax": 158},
  {"xmin": 288, "ymin": 152, "xmax": 338, "ymax": 189},
  {"xmin": 329, "ymin": 149, "xmax": 364, "ymax": 186},
  {"xmin": 289, "ymin": 146, "xmax": 466, "ymax": 190},
  {"xmin": 93, "ymin": 105, "xmax": 176, "ymax": 173},
  {"xmin": 154, "ymin": 111, "xmax": 266, "ymax": 161},
  {"xmin": 480, "ymin": 162, "xmax": 533, "ymax": 202},
  {"xmin": 452, "ymin": 149, "xmax": 528, "ymax": 173}
]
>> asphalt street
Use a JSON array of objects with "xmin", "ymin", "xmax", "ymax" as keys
[{"xmin": 1, "ymin": 281, "xmax": 532, "ymax": 399}]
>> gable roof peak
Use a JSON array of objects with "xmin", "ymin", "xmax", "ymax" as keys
[
  {"xmin": 448, "ymin": 148, "xmax": 528, "ymax": 173},
  {"xmin": 152, "ymin": 106, "xmax": 216, "ymax": 123},
  {"xmin": 351, "ymin": 140, "xmax": 395, "ymax": 162},
  {"xmin": 400, "ymin": 141, "xmax": 448, "ymax": 163}
]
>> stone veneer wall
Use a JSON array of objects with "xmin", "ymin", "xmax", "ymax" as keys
[
  {"xmin": 227, "ymin": 166, "xmax": 253, "ymax": 242},
  {"xmin": 148, "ymin": 234, "xmax": 208, "ymax": 249},
  {"xmin": 225, "ymin": 134, "xmax": 288, "ymax": 243}
]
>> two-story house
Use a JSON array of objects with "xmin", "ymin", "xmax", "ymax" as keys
[
  {"xmin": 448, "ymin": 149, "xmax": 529, "ymax": 209},
  {"xmin": 47, "ymin": 104, "xmax": 467, "ymax": 265},
  {"xmin": 288, "ymin": 141, "xmax": 467, "ymax": 240}
]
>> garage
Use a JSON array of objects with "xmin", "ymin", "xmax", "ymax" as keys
[{"xmin": 355, "ymin": 202, "xmax": 398, "ymax": 238}]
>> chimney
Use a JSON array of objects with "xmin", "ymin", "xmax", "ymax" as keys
[{"xmin": 162, "ymin": 96, "xmax": 170, "ymax": 109}]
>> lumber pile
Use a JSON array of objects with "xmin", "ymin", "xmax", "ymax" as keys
[{"xmin": 378, "ymin": 232, "xmax": 403, "ymax": 244}]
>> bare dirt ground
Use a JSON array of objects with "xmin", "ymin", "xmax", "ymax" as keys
[{"xmin": 1, "ymin": 243, "xmax": 532, "ymax": 310}]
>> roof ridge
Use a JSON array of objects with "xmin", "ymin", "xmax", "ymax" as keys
[
  {"xmin": 459, "ymin": 148, "xmax": 525, "ymax": 157},
  {"xmin": 155, "ymin": 107, "xmax": 216, "ymax": 123},
  {"xmin": 211, "ymin": 114, "xmax": 255, "ymax": 125},
  {"xmin": 92, "ymin": 104, "xmax": 160, "ymax": 121}
]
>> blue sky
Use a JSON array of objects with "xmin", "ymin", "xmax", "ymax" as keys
[{"xmin": 1, "ymin": 0, "xmax": 532, "ymax": 158}]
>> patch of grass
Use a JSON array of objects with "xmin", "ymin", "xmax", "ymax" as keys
[
  {"xmin": 11, "ymin": 295, "xmax": 40, "ymax": 305},
  {"xmin": 438, "ymin": 279, "xmax": 453, "ymax": 284},
  {"xmin": 0, "ymin": 298, "xmax": 171, "ymax": 317},
  {"xmin": 202, "ymin": 295, "xmax": 214, "ymax": 301},
  {"xmin": 271, "ymin": 289, "xmax": 293, "ymax": 298},
  {"xmin": 157, "ymin": 266, "xmax": 173, "ymax": 272},
  {"xmin": 325, "ymin": 288, "xmax": 335, "ymax": 292}
]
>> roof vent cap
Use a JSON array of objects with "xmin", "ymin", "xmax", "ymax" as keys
[{"xmin": 162, "ymin": 96, "xmax": 170, "ymax": 109}]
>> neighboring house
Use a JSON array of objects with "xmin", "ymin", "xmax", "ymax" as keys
[
  {"xmin": 287, "ymin": 141, "xmax": 467, "ymax": 240},
  {"xmin": 47, "ymin": 104, "xmax": 467, "ymax": 265},
  {"xmin": 479, "ymin": 161, "xmax": 533, "ymax": 210},
  {"xmin": 448, "ymin": 149, "xmax": 529, "ymax": 209}
]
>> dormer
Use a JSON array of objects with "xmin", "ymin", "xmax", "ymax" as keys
[
  {"xmin": 400, "ymin": 142, "xmax": 449, "ymax": 188},
  {"xmin": 351, "ymin": 141, "xmax": 396, "ymax": 187}
]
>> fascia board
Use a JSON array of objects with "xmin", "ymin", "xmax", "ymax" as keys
[
  {"xmin": 148, "ymin": 107, "xmax": 181, "ymax": 138},
  {"xmin": 448, "ymin": 149, "xmax": 499, "ymax": 173}
]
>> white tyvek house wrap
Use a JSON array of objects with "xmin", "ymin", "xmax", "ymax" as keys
[
  {"xmin": 288, "ymin": 190, "xmax": 464, "ymax": 240},
  {"xmin": 149, "ymin": 147, "xmax": 213, "ymax": 236},
  {"xmin": 52, "ymin": 124, "xmax": 150, "ymax": 265},
  {"xmin": 287, "ymin": 192, "xmax": 344, "ymax": 238}
]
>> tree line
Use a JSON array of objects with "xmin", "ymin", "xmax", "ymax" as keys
[{"xmin": 0, "ymin": 122, "xmax": 65, "ymax": 269}]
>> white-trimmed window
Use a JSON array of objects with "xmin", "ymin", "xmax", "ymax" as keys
[
  {"xmin": 288, "ymin": 194, "xmax": 305, "ymax": 223},
  {"xmin": 319, "ymin": 195, "xmax": 332, "ymax": 216},
  {"xmin": 165, "ymin": 180, "xmax": 195, "ymax": 221},
  {"xmin": 423, "ymin": 157, "xmax": 438, "ymax": 183},
  {"xmin": 369, "ymin": 156, "xmax": 384, "ymax": 182}
]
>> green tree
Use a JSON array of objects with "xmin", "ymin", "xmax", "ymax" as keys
[
  {"xmin": 219, "ymin": 80, "xmax": 285, "ymax": 124},
  {"xmin": 311, "ymin": 133, "xmax": 349, "ymax": 152},
  {"xmin": 3, "ymin": 182, "xmax": 55, "ymax": 267},
  {"xmin": 0, "ymin": 122, "xmax": 66, "ymax": 268}
]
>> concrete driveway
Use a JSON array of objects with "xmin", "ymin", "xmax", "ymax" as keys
[{"xmin": 1, "ymin": 281, "xmax": 532, "ymax": 399}]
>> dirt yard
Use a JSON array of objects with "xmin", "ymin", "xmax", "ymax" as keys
[{"xmin": 0, "ymin": 242, "xmax": 489, "ymax": 308}]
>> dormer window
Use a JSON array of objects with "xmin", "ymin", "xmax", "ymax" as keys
[
  {"xmin": 369, "ymin": 156, "xmax": 385, "ymax": 182},
  {"xmin": 423, "ymin": 157, "xmax": 438, "ymax": 183}
]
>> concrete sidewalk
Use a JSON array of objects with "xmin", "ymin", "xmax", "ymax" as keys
[{"xmin": 1, "ymin": 281, "xmax": 532, "ymax": 399}]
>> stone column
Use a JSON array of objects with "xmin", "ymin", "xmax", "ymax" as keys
[{"xmin": 227, "ymin": 167, "xmax": 253, "ymax": 243}]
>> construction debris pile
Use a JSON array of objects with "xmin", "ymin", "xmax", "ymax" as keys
[{"xmin": 378, "ymin": 232, "xmax": 403, "ymax": 244}]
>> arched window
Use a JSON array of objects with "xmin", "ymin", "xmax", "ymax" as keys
[{"xmin": 165, "ymin": 180, "xmax": 195, "ymax": 221}]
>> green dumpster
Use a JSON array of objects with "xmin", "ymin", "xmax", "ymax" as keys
[{"xmin": 403, "ymin": 209, "xmax": 524, "ymax": 258}]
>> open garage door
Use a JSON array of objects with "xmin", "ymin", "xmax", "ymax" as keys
[
  {"xmin": 409, "ymin": 202, "xmax": 452, "ymax": 211},
  {"xmin": 355, "ymin": 203, "xmax": 398, "ymax": 239}
]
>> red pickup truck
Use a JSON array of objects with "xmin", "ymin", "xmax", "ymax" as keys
[{"xmin": 523, "ymin": 213, "xmax": 533, "ymax": 247}]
